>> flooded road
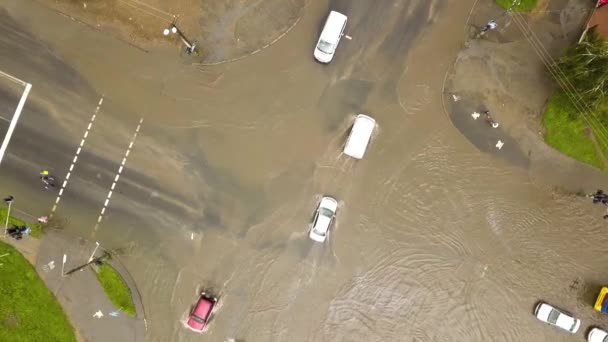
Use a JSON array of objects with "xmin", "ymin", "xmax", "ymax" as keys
[{"xmin": 2, "ymin": 0, "xmax": 608, "ymax": 341}]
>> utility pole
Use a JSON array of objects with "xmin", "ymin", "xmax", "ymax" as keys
[
  {"xmin": 64, "ymin": 251, "xmax": 110, "ymax": 276},
  {"xmin": 3, "ymin": 196, "xmax": 13, "ymax": 238},
  {"xmin": 163, "ymin": 23, "xmax": 197, "ymax": 55}
]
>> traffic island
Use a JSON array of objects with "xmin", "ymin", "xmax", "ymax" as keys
[
  {"xmin": 36, "ymin": 231, "xmax": 146, "ymax": 342},
  {"xmin": 94, "ymin": 262, "xmax": 136, "ymax": 317},
  {"xmin": 0, "ymin": 241, "xmax": 76, "ymax": 342}
]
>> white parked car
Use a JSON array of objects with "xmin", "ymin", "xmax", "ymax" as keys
[
  {"xmin": 314, "ymin": 11, "xmax": 347, "ymax": 63},
  {"xmin": 309, "ymin": 196, "xmax": 338, "ymax": 242},
  {"xmin": 534, "ymin": 302, "xmax": 581, "ymax": 333},
  {"xmin": 589, "ymin": 327, "xmax": 608, "ymax": 342}
]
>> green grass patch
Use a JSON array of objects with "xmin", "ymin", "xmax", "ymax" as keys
[
  {"xmin": 0, "ymin": 241, "xmax": 75, "ymax": 341},
  {"xmin": 0, "ymin": 206, "xmax": 43, "ymax": 238},
  {"xmin": 95, "ymin": 263, "xmax": 136, "ymax": 317},
  {"xmin": 543, "ymin": 92, "xmax": 605, "ymax": 169},
  {"xmin": 495, "ymin": 0, "xmax": 538, "ymax": 12}
]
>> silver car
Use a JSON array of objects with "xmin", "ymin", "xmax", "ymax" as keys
[{"xmin": 309, "ymin": 196, "xmax": 338, "ymax": 242}]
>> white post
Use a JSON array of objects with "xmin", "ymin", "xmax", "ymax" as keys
[
  {"xmin": 0, "ymin": 83, "xmax": 31, "ymax": 165},
  {"xmin": 3, "ymin": 200, "xmax": 12, "ymax": 238},
  {"xmin": 88, "ymin": 242, "xmax": 100, "ymax": 262},
  {"xmin": 62, "ymin": 254, "xmax": 67, "ymax": 277}
]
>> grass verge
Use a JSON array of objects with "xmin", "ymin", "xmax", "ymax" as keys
[
  {"xmin": 495, "ymin": 0, "xmax": 538, "ymax": 12},
  {"xmin": 543, "ymin": 92, "xmax": 605, "ymax": 169},
  {"xmin": 95, "ymin": 263, "xmax": 136, "ymax": 317},
  {"xmin": 0, "ymin": 206, "xmax": 43, "ymax": 238},
  {"xmin": 0, "ymin": 241, "xmax": 76, "ymax": 341}
]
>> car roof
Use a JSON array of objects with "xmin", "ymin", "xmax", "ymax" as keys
[
  {"xmin": 314, "ymin": 216, "xmax": 331, "ymax": 234},
  {"xmin": 193, "ymin": 297, "xmax": 214, "ymax": 318},
  {"xmin": 320, "ymin": 11, "xmax": 347, "ymax": 42},
  {"xmin": 344, "ymin": 114, "xmax": 375, "ymax": 159}
]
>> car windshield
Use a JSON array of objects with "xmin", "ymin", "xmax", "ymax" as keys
[
  {"xmin": 319, "ymin": 208, "xmax": 334, "ymax": 218},
  {"xmin": 191, "ymin": 314, "xmax": 205, "ymax": 324},
  {"xmin": 318, "ymin": 40, "xmax": 335, "ymax": 54},
  {"xmin": 547, "ymin": 309, "xmax": 560, "ymax": 324}
]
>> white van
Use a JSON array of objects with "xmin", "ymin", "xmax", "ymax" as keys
[
  {"xmin": 314, "ymin": 11, "xmax": 347, "ymax": 63},
  {"xmin": 343, "ymin": 114, "xmax": 376, "ymax": 159}
]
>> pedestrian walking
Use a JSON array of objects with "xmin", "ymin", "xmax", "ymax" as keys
[
  {"xmin": 480, "ymin": 20, "xmax": 498, "ymax": 36},
  {"xmin": 483, "ymin": 111, "xmax": 500, "ymax": 128}
]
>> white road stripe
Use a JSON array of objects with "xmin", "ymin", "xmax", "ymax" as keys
[
  {"xmin": 0, "ymin": 70, "xmax": 27, "ymax": 86},
  {"xmin": 50, "ymin": 96, "xmax": 104, "ymax": 215},
  {"xmin": 92, "ymin": 117, "xmax": 144, "ymax": 233},
  {"xmin": 0, "ymin": 83, "xmax": 31, "ymax": 166}
]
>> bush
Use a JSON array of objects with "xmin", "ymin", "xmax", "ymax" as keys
[
  {"xmin": 543, "ymin": 92, "xmax": 605, "ymax": 169},
  {"xmin": 495, "ymin": 0, "xmax": 538, "ymax": 12}
]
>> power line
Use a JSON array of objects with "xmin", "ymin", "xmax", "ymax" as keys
[{"xmin": 507, "ymin": 10, "xmax": 608, "ymax": 156}]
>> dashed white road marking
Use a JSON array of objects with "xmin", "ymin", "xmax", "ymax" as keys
[
  {"xmin": 50, "ymin": 97, "xmax": 104, "ymax": 215},
  {"xmin": 92, "ymin": 117, "xmax": 144, "ymax": 234}
]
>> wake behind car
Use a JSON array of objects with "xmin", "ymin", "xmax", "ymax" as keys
[
  {"xmin": 534, "ymin": 302, "xmax": 581, "ymax": 333},
  {"xmin": 186, "ymin": 292, "xmax": 218, "ymax": 332},
  {"xmin": 309, "ymin": 196, "xmax": 338, "ymax": 242}
]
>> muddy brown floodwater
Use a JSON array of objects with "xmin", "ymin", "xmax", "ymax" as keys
[{"xmin": 4, "ymin": 0, "xmax": 608, "ymax": 341}]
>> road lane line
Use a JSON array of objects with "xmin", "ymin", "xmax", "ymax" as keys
[
  {"xmin": 0, "ymin": 83, "xmax": 31, "ymax": 166},
  {"xmin": 92, "ymin": 117, "xmax": 144, "ymax": 234},
  {"xmin": 0, "ymin": 69, "xmax": 28, "ymax": 86},
  {"xmin": 50, "ymin": 97, "xmax": 104, "ymax": 215}
]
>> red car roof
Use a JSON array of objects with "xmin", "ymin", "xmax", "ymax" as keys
[{"xmin": 186, "ymin": 296, "xmax": 215, "ymax": 331}]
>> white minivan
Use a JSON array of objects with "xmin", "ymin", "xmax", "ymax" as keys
[
  {"xmin": 343, "ymin": 114, "xmax": 376, "ymax": 159},
  {"xmin": 314, "ymin": 11, "xmax": 347, "ymax": 63}
]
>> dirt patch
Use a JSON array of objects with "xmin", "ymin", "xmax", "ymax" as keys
[{"xmin": 36, "ymin": 0, "xmax": 306, "ymax": 61}]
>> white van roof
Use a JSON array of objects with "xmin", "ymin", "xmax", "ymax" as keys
[
  {"xmin": 320, "ymin": 11, "xmax": 347, "ymax": 42},
  {"xmin": 343, "ymin": 114, "xmax": 376, "ymax": 159}
]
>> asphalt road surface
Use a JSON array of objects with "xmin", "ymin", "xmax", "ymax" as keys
[{"xmin": 2, "ymin": 0, "xmax": 608, "ymax": 341}]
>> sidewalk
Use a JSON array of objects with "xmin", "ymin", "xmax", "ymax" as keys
[
  {"xmin": 34, "ymin": 230, "xmax": 145, "ymax": 342},
  {"xmin": 443, "ymin": 0, "xmax": 606, "ymax": 192}
]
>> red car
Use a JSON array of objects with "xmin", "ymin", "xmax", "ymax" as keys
[{"xmin": 186, "ymin": 292, "xmax": 218, "ymax": 332}]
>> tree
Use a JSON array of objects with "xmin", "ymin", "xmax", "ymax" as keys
[{"xmin": 555, "ymin": 30, "xmax": 608, "ymax": 110}]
